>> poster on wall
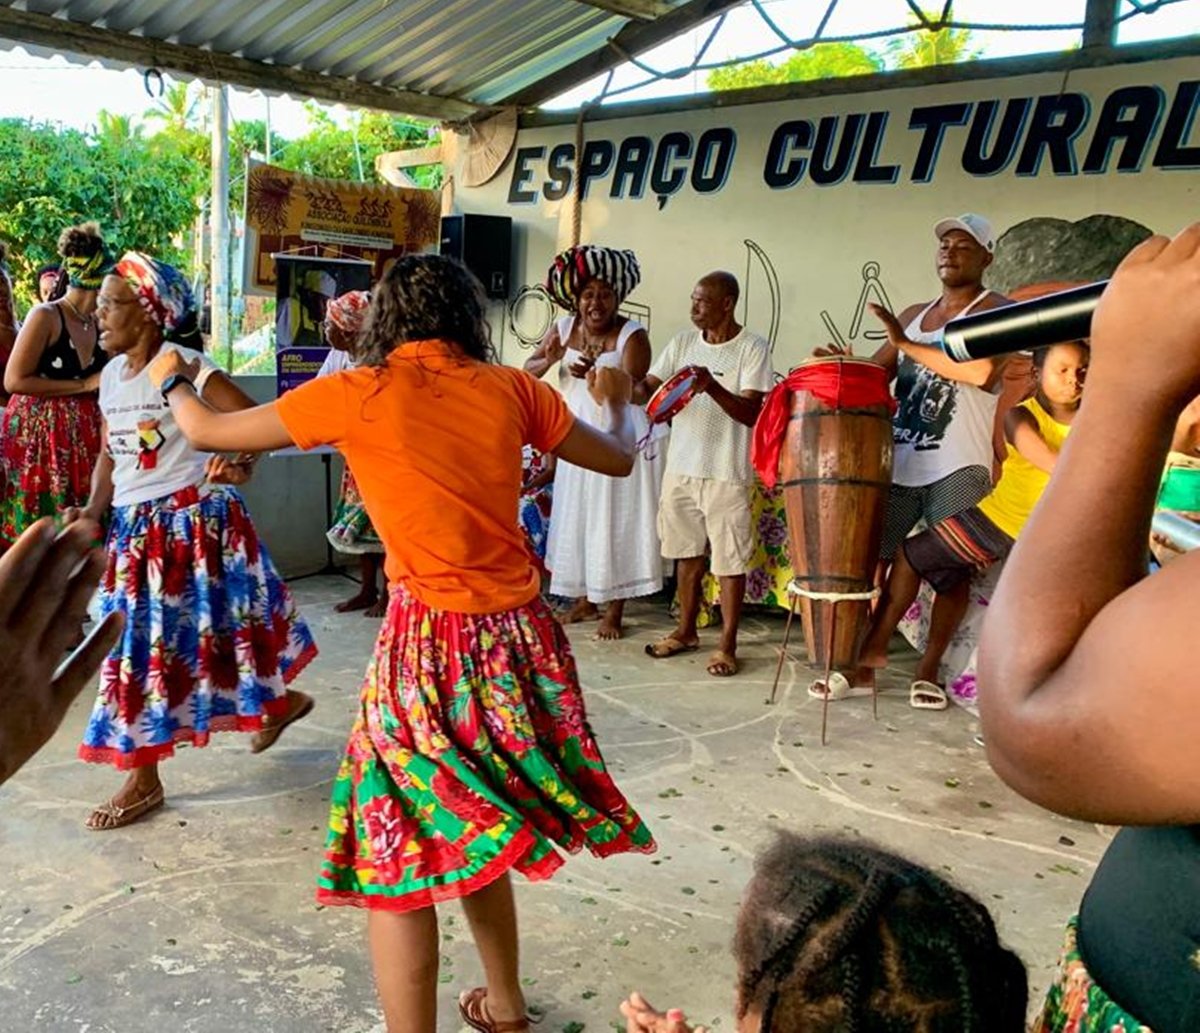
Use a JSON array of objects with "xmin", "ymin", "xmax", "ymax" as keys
[
  {"xmin": 274, "ymin": 254, "xmax": 371, "ymax": 396},
  {"xmin": 243, "ymin": 160, "xmax": 442, "ymax": 297}
]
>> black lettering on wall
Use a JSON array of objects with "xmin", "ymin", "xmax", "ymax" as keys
[
  {"xmin": 1016, "ymin": 93, "xmax": 1090, "ymax": 176},
  {"xmin": 1153, "ymin": 80, "xmax": 1200, "ymax": 170},
  {"xmin": 811, "ymin": 114, "xmax": 864, "ymax": 186},
  {"xmin": 650, "ymin": 132, "xmax": 693, "ymax": 203},
  {"xmin": 691, "ymin": 127, "xmax": 737, "ymax": 193},
  {"xmin": 507, "ymin": 146, "xmax": 545, "ymax": 204},
  {"xmin": 962, "ymin": 99, "xmax": 1031, "ymax": 176},
  {"xmin": 908, "ymin": 103, "xmax": 971, "ymax": 183},
  {"xmin": 1083, "ymin": 85, "xmax": 1164, "ymax": 173},
  {"xmin": 543, "ymin": 143, "xmax": 575, "ymax": 201},
  {"xmin": 853, "ymin": 111, "xmax": 901, "ymax": 184},
  {"xmin": 610, "ymin": 136, "xmax": 653, "ymax": 198},
  {"xmin": 763, "ymin": 120, "xmax": 812, "ymax": 189},
  {"xmin": 578, "ymin": 140, "xmax": 615, "ymax": 199}
]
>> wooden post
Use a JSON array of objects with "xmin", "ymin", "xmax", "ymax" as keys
[
  {"xmin": 1083, "ymin": 0, "xmax": 1119, "ymax": 49},
  {"xmin": 210, "ymin": 85, "xmax": 231, "ymax": 369}
]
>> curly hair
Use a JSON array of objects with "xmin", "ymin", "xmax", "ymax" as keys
[
  {"xmin": 357, "ymin": 254, "xmax": 496, "ymax": 369},
  {"xmin": 57, "ymin": 221, "xmax": 105, "ymax": 260},
  {"xmin": 733, "ymin": 833, "xmax": 1028, "ymax": 1033}
]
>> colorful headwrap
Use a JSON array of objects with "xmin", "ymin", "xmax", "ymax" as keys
[
  {"xmin": 114, "ymin": 251, "xmax": 197, "ymax": 335},
  {"xmin": 545, "ymin": 245, "xmax": 640, "ymax": 311},
  {"xmin": 326, "ymin": 290, "xmax": 371, "ymax": 334},
  {"xmin": 63, "ymin": 243, "xmax": 116, "ymax": 291}
]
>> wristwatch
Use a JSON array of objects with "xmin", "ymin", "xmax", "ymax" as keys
[{"xmin": 160, "ymin": 373, "xmax": 194, "ymax": 400}]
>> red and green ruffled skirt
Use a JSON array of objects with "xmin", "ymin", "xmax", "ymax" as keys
[
  {"xmin": 317, "ymin": 584, "xmax": 655, "ymax": 911},
  {"xmin": 1, "ymin": 393, "xmax": 101, "ymax": 548}
]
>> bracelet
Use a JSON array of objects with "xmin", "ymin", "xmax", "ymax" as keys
[{"xmin": 160, "ymin": 373, "xmax": 194, "ymax": 400}]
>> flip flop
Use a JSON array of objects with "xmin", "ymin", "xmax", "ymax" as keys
[
  {"xmin": 807, "ymin": 672, "xmax": 874, "ymax": 702},
  {"xmin": 250, "ymin": 693, "xmax": 315, "ymax": 754},
  {"xmin": 645, "ymin": 636, "xmax": 699, "ymax": 659},
  {"xmin": 909, "ymin": 679, "xmax": 949, "ymax": 711},
  {"xmin": 86, "ymin": 784, "xmax": 165, "ymax": 831},
  {"xmin": 706, "ymin": 650, "xmax": 739, "ymax": 677}
]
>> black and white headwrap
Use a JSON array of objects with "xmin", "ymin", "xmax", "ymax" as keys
[{"xmin": 545, "ymin": 245, "xmax": 641, "ymax": 311}]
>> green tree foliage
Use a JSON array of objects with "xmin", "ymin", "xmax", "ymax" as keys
[
  {"xmin": 886, "ymin": 18, "xmax": 981, "ymax": 68},
  {"xmin": 0, "ymin": 117, "xmax": 197, "ymax": 308},
  {"xmin": 707, "ymin": 42, "xmax": 883, "ymax": 91}
]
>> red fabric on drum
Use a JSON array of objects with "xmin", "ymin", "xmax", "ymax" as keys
[{"xmin": 752, "ymin": 362, "xmax": 895, "ymax": 488}]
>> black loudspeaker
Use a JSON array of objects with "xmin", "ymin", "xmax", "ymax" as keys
[{"xmin": 440, "ymin": 214, "xmax": 512, "ymax": 299}]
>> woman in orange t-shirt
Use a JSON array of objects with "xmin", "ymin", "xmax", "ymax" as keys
[{"xmin": 145, "ymin": 255, "xmax": 655, "ymax": 1033}]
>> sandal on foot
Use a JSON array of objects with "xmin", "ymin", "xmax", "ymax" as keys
[
  {"xmin": 909, "ymin": 679, "xmax": 948, "ymax": 711},
  {"xmin": 645, "ymin": 636, "xmax": 699, "ymax": 659},
  {"xmin": 807, "ymin": 672, "xmax": 874, "ymax": 701},
  {"xmin": 706, "ymin": 650, "xmax": 739, "ymax": 677},
  {"xmin": 86, "ymin": 784, "xmax": 165, "ymax": 831},
  {"xmin": 459, "ymin": 988, "xmax": 539, "ymax": 1033},
  {"xmin": 250, "ymin": 692, "xmax": 315, "ymax": 754}
]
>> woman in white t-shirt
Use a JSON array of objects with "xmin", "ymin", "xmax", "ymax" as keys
[{"xmin": 67, "ymin": 252, "xmax": 317, "ymax": 831}]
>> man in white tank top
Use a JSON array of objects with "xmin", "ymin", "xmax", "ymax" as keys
[{"xmin": 815, "ymin": 214, "xmax": 1011, "ymax": 709}]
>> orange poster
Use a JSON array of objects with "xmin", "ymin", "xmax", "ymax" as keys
[{"xmin": 243, "ymin": 161, "xmax": 441, "ymax": 295}]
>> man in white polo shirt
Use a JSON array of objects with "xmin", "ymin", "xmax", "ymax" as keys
[{"xmin": 635, "ymin": 271, "xmax": 774, "ymax": 677}]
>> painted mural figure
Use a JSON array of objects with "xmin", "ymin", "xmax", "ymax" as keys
[{"xmin": 812, "ymin": 213, "xmax": 1011, "ymax": 711}]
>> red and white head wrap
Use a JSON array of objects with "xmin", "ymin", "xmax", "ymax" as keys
[
  {"xmin": 113, "ymin": 251, "xmax": 195, "ymax": 335},
  {"xmin": 326, "ymin": 290, "xmax": 371, "ymax": 334}
]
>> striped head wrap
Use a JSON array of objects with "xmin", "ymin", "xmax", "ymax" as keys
[
  {"xmin": 64, "ymin": 244, "xmax": 116, "ymax": 290},
  {"xmin": 113, "ymin": 251, "xmax": 196, "ymax": 335},
  {"xmin": 326, "ymin": 290, "xmax": 371, "ymax": 334},
  {"xmin": 545, "ymin": 245, "xmax": 640, "ymax": 311}
]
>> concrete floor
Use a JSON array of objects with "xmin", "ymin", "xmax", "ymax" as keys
[{"xmin": 0, "ymin": 578, "xmax": 1107, "ymax": 1032}]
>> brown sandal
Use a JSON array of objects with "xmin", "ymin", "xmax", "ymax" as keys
[
  {"xmin": 249, "ymin": 692, "xmax": 314, "ymax": 754},
  {"xmin": 86, "ymin": 784, "xmax": 165, "ymax": 831},
  {"xmin": 458, "ymin": 988, "xmax": 539, "ymax": 1033}
]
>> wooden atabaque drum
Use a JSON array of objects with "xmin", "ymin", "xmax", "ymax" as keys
[{"xmin": 779, "ymin": 357, "xmax": 894, "ymax": 670}]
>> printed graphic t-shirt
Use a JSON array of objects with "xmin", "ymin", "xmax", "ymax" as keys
[
  {"xmin": 276, "ymin": 340, "xmax": 576, "ymax": 614},
  {"xmin": 101, "ymin": 344, "xmax": 219, "ymax": 507}
]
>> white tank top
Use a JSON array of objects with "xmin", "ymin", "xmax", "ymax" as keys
[{"xmin": 892, "ymin": 291, "xmax": 999, "ymax": 487}]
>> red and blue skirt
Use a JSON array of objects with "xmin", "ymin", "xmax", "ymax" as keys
[
  {"xmin": 79, "ymin": 483, "xmax": 317, "ymax": 769},
  {"xmin": 317, "ymin": 584, "xmax": 655, "ymax": 911}
]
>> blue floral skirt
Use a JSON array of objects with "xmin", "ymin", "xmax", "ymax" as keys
[{"xmin": 80, "ymin": 484, "xmax": 317, "ymax": 769}]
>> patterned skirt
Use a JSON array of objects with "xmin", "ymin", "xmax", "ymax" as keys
[
  {"xmin": 317, "ymin": 584, "xmax": 655, "ymax": 911},
  {"xmin": 0, "ymin": 393, "xmax": 102, "ymax": 547},
  {"xmin": 79, "ymin": 484, "xmax": 318, "ymax": 769},
  {"xmin": 327, "ymin": 469, "xmax": 384, "ymax": 555},
  {"xmin": 1033, "ymin": 917, "xmax": 1152, "ymax": 1033}
]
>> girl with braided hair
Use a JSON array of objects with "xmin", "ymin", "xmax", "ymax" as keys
[{"xmin": 622, "ymin": 832, "xmax": 1027, "ymax": 1033}]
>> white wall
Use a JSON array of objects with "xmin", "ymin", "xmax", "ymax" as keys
[{"xmin": 462, "ymin": 56, "xmax": 1199, "ymax": 372}]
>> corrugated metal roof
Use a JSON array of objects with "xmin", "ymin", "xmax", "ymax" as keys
[{"xmin": 1, "ymin": 0, "xmax": 695, "ymax": 113}]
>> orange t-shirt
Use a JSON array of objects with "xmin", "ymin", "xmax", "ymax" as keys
[{"xmin": 276, "ymin": 340, "xmax": 575, "ymax": 614}]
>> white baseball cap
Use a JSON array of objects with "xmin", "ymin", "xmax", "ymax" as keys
[{"xmin": 934, "ymin": 213, "xmax": 995, "ymax": 253}]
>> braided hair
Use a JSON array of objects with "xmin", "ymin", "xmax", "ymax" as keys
[{"xmin": 733, "ymin": 833, "xmax": 1027, "ymax": 1033}]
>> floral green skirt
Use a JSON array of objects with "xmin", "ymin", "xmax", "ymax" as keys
[
  {"xmin": 1033, "ymin": 917, "xmax": 1153, "ymax": 1033},
  {"xmin": 317, "ymin": 584, "xmax": 655, "ymax": 911},
  {"xmin": 326, "ymin": 469, "xmax": 384, "ymax": 555}
]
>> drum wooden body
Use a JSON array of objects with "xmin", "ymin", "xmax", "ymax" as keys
[{"xmin": 780, "ymin": 359, "xmax": 894, "ymax": 670}]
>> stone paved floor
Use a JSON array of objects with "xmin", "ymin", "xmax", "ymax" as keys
[{"xmin": 0, "ymin": 579, "xmax": 1106, "ymax": 1031}]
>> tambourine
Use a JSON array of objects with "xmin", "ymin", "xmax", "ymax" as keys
[
  {"xmin": 637, "ymin": 365, "xmax": 702, "ymax": 456},
  {"xmin": 646, "ymin": 366, "xmax": 701, "ymax": 424}
]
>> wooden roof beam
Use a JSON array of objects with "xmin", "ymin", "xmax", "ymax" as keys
[
  {"xmin": 0, "ymin": 6, "xmax": 478, "ymax": 121},
  {"xmin": 569, "ymin": 0, "xmax": 673, "ymax": 21},
  {"xmin": 504, "ymin": 0, "xmax": 748, "ymax": 107}
]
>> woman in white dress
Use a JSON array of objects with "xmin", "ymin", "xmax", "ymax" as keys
[{"xmin": 524, "ymin": 246, "xmax": 665, "ymax": 639}]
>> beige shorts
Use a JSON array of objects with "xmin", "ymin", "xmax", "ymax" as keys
[{"xmin": 658, "ymin": 473, "xmax": 754, "ymax": 577}]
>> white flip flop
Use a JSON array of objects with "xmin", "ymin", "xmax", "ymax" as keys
[
  {"xmin": 808, "ymin": 672, "xmax": 874, "ymax": 702},
  {"xmin": 909, "ymin": 679, "xmax": 949, "ymax": 711}
]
